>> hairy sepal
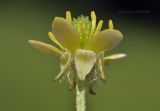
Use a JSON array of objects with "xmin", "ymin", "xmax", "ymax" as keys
[{"xmin": 75, "ymin": 49, "xmax": 96, "ymax": 81}]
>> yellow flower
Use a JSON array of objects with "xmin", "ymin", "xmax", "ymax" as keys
[{"xmin": 28, "ymin": 11, "xmax": 126, "ymax": 95}]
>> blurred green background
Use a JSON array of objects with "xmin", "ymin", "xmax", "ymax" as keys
[{"xmin": 0, "ymin": 0, "xmax": 160, "ymax": 111}]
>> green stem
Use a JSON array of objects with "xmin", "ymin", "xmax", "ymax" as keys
[{"xmin": 76, "ymin": 85, "xmax": 86, "ymax": 111}]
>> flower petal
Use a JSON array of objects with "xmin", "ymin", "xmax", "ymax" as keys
[
  {"xmin": 28, "ymin": 40, "xmax": 63, "ymax": 56},
  {"xmin": 74, "ymin": 49, "xmax": 96, "ymax": 81},
  {"xmin": 52, "ymin": 17, "xmax": 80, "ymax": 52},
  {"xmin": 104, "ymin": 53, "xmax": 126, "ymax": 64},
  {"xmin": 86, "ymin": 29, "xmax": 123, "ymax": 52}
]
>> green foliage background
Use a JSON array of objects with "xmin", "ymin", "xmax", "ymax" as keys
[{"xmin": 0, "ymin": 1, "xmax": 160, "ymax": 111}]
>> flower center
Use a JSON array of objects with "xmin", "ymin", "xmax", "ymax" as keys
[{"xmin": 72, "ymin": 16, "xmax": 92, "ymax": 48}]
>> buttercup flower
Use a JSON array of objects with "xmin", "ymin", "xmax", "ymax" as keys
[{"xmin": 28, "ymin": 11, "xmax": 126, "ymax": 95}]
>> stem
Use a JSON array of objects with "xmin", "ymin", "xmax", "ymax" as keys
[{"xmin": 76, "ymin": 85, "xmax": 86, "ymax": 111}]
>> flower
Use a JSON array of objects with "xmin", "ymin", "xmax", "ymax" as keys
[{"xmin": 28, "ymin": 11, "xmax": 126, "ymax": 95}]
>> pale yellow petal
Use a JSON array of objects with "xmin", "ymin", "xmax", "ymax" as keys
[
  {"xmin": 52, "ymin": 17, "xmax": 80, "ymax": 52},
  {"xmin": 28, "ymin": 40, "xmax": 63, "ymax": 56},
  {"xmin": 86, "ymin": 29, "xmax": 123, "ymax": 52},
  {"xmin": 104, "ymin": 53, "xmax": 126, "ymax": 64}
]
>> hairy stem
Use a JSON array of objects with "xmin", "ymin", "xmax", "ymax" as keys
[{"xmin": 76, "ymin": 85, "xmax": 86, "ymax": 111}]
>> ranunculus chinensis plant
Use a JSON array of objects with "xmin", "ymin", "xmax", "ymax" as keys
[{"xmin": 28, "ymin": 11, "xmax": 126, "ymax": 111}]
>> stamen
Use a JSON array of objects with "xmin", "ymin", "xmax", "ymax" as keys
[
  {"xmin": 90, "ymin": 11, "xmax": 96, "ymax": 38},
  {"xmin": 48, "ymin": 32, "xmax": 65, "ymax": 50},
  {"xmin": 66, "ymin": 11, "xmax": 72, "ymax": 23},
  {"xmin": 93, "ymin": 20, "xmax": 103, "ymax": 37},
  {"xmin": 108, "ymin": 19, "xmax": 113, "ymax": 29}
]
